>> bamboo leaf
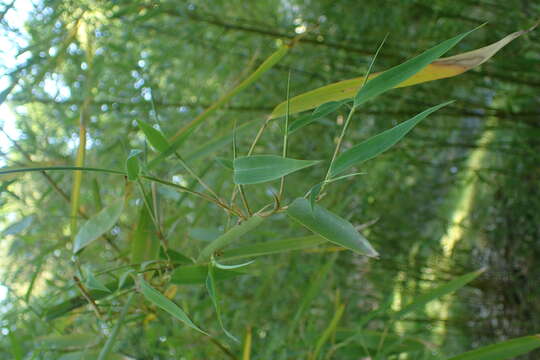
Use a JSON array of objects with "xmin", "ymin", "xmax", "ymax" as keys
[
  {"xmin": 137, "ymin": 119, "xmax": 169, "ymax": 152},
  {"xmin": 130, "ymin": 205, "xmax": 160, "ymax": 265},
  {"xmin": 220, "ymin": 235, "xmax": 326, "ymax": 261},
  {"xmin": 97, "ymin": 293, "xmax": 135, "ymax": 360},
  {"xmin": 286, "ymin": 198, "xmax": 378, "ymax": 257},
  {"xmin": 270, "ymin": 25, "xmax": 536, "ymax": 118},
  {"xmin": 73, "ymin": 199, "xmax": 124, "ymax": 254},
  {"xmin": 446, "ymin": 335, "xmax": 540, "ymax": 360},
  {"xmin": 125, "ymin": 149, "xmax": 142, "ymax": 181},
  {"xmin": 206, "ymin": 263, "xmax": 238, "ymax": 342},
  {"xmin": 45, "ymin": 277, "xmax": 134, "ymax": 320},
  {"xmin": 288, "ymin": 99, "xmax": 350, "ymax": 133},
  {"xmin": 215, "ymin": 157, "xmax": 234, "ymax": 171},
  {"xmin": 170, "ymin": 264, "xmax": 248, "ymax": 285},
  {"xmin": 330, "ymin": 101, "xmax": 452, "ymax": 177},
  {"xmin": 234, "ymin": 155, "xmax": 320, "ymax": 185},
  {"xmin": 198, "ymin": 215, "xmax": 265, "ymax": 261},
  {"xmin": 138, "ymin": 276, "xmax": 207, "ymax": 335},
  {"xmin": 36, "ymin": 334, "xmax": 99, "ymax": 350},
  {"xmin": 59, "ymin": 351, "xmax": 124, "ymax": 360},
  {"xmin": 394, "ymin": 268, "xmax": 485, "ymax": 319},
  {"xmin": 352, "ymin": 28, "xmax": 478, "ymax": 106},
  {"xmin": 309, "ymin": 183, "xmax": 323, "ymax": 211},
  {"xmin": 84, "ymin": 269, "xmax": 110, "ymax": 293},
  {"xmin": 311, "ymin": 303, "xmax": 345, "ymax": 360}
]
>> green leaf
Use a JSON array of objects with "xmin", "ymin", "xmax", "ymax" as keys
[
  {"xmin": 286, "ymin": 198, "xmax": 378, "ymax": 257},
  {"xmin": 197, "ymin": 215, "xmax": 265, "ymax": 261},
  {"xmin": 288, "ymin": 100, "xmax": 350, "ymax": 133},
  {"xmin": 59, "ymin": 351, "xmax": 124, "ymax": 360},
  {"xmin": 73, "ymin": 199, "xmax": 124, "ymax": 254},
  {"xmin": 220, "ymin": 235, "xmax": 325, "ymax": 261},
  {"xmin": 125, "ymin": 149, "xmax": 142, "ymax": 181},
  {"xmin": 97, "ymin": 293, "xmax": 135, "ymax": 360},
  {"xmin": 308, "ymin": 183, "xmax": 322, "ymax": 211},
  {"xmin": 137, "ymin": 119, "xmax": 169, "ymax": 152},
  {"xmin": 206, "ymin": 263, "xmax": 238, "ymax": 342},
  {"xmin": 2, "ymin": 215, "xmax": 34, "ymax": 236},
  {"xmin": 84, "ymin": 269, "xmax": 110, "ymax": 293},
  {"xmin": 234, "ymin": 155, "xmax": 320, "ymax": 185},
  {"xmin": 446, "ymin": 334, "xmax": 540, "ymax": 360},
  {"xmin": 36, "ymin": 334, "xmax": 99, "ymax": 350},
  {"xmin": 215, "ymin": 157, "xmax": 234, "ymax": 171},
  {"xmin": 330, "ymin": 101, "xmax": 453, "ymax": 177},
  {"xmin": 170, "ymin": 264, "xmax": 248, "ymax": 285},
  {"xmin": 138, "ymin": 276, "xmax": 207, "ymax": 335},
  {"xmin": 44, "ymin": 277, "xmax": 134, "ymax": 320},
  {"xmin": 130, "ymin": 205, "xmax": 160, "ymax": 265},
  {"xmin": 394, "ymin": 268, "xmax": 485, "ymax": 319},
  {"xmin": 353, "ymin": 27, "xmax": 479, "ymax": 106},
  {"xmin": 336, "ymin": 329, "xmax": 430, "ymax": 354}
]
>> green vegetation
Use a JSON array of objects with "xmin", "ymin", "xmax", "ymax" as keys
[{"xmin": 0, "ymin": 1, "xmax": 539, "ymax": 359}]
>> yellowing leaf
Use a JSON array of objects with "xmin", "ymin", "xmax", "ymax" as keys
[{"xmin": 270, "ymin": 25, "xmax": 536, "ymax": 119}]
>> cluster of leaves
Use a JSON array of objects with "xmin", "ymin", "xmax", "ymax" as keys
[{"xmin": 1, "ymin": 1, "xmax": 539, "ymax": 359}]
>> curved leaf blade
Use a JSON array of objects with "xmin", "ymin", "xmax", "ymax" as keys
[
  {"xmin": 353, "ymin": 27, "xmax": 478, "ymax": 106},
  {"xmin": 394, "ymin": 268, "xmax": 485, "ymax": 319},
  {"xmin": 234, "ymin": 155, "xmax": 320, "ymax": 185},
  {"xmin": 286, "ymin": 198, "xmax": 378, "ymax": 257},
  {"xmin": 170, "ymin": 264, "xmax": 248, "ymax": 285},
  {"xmin": 137, "ymin": 119, "xmax": 169, "ymax": 153},
  {"xmin": 288, "ymin": 100, "xmax": 350, "ymax": 133},
  {"xmin": 138, "ymin": 277, "xmax": 207, "ymax": 335},
  {"xmin": 270, "ymin": 25, "xmax": 536, "ymax": 118},
  {"xmin": 220, "ymin": 235, "xmax": 325, "ymax": 261},
  {"xmin": 446, "ymin": 334, "xmax": 540, "ymax": 360},
  {"xmin": 330, "ymin": 101, "xmax": 452, "ymax": 177},
  {"xmin": 198, "ymin": 215, "xmax": 265, "ymax": 261},
  {"xmin": 73, "ymin": 199, "xmax": 124, "ymax": 254},
  {"xmin": 206, "ymin": 264, "xmax": 238, "ymax": 342},
  {"xmin": 125, "ymin": 149, "xmax": 142, "ymax": 181}
]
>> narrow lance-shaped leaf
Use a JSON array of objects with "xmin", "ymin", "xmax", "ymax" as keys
[
  {"xmin": 220, "ymin": 235, "xmax": 325, "ymax": 261},
  {"xmin": 206, "ymin": 263, "xmax": 238, "ymax": 342},
  {"xmin": 137, "ymin": 119, "xmax": 169, "ymax": 152},
  {"xmin": 125, "ymin": 149, "xmax": 142, "ymax": 181},
  {"xmin": 73, "ymin": 199, "xmax": 124, "ymax": 254},
  {"xmin": 288, "ymin": 99, "xmax": 351, "ymax": 133},
  {"xmin": 198, "ymin": 215, "xmax": 265, "ymax": 261},
  {"xmin": 270, "ymin": 25, "xmax": 536, "ymax": 118},
  {"xmin": 84, "ymin": 269, "xmax": 110, "ymax": 293},
  {"xmin": 234, "ymin": 155, "xmax": 320, "ymax": 185},
  {"xmin": 393, "ymin": 268, "xmax": 485, "ymax": 319},
  {"xmin": 130, "ymin": 205, "xmax": 160, "ymax": 265},
  {"xmin": 286, "ymin": 198, "xmax": 378, "ymax": 257},
  {"xmin": 330, "ymin": 101, "xmax": 453, "ymax": 177},
  {"xmin": 170, "ymin": 264, "xmax": 247, "ymax": 285},
  {"xmin": 353, "ymin": 27, "xmax": 478, "ymax": 106},
  {"xmin": 138, "ymin": 276, "xmax": 207, "ymax": 335},
  {"xmin": 445, "ymin": 334, "xmax": 540, "ymax": 360}
]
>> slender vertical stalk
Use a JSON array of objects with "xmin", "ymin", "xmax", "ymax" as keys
[
  {"xmin": 320, "ymin": 34, "xmax": 388, "ymax": 194},
  {"xmin": 278, "ymin": 71, "xmax": 292, "ymax": 200},
  {"xmin": 97, "ymin": 292, "xmax": 135, "ymax": 360}
]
